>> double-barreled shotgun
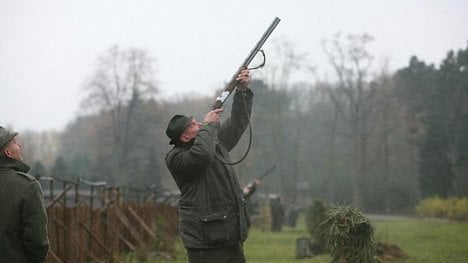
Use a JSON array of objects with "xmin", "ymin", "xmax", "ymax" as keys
[{"xmin": 212, "ymin": 17, "xmax": 281, "ymax": 110}]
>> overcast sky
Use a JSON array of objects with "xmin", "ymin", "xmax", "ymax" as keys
[{"xmin": 1, "ymin": 0, "xmax": 467, "ymax": 132}]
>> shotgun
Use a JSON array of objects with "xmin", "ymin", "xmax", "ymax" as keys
[
  {"xmin": 257, "ymin": 165, "xmax": 276, "ymax": 181},
  {"xmin": 212, "ymin": 17, "xmax": 281, "ymax": 110},
  {"xmin": 243, "ymin": 166, "xmax": 276, "ymax": 198}
]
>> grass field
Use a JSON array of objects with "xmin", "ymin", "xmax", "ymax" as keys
[
  {"xmin": 144, "ymin": 216, "xmax": 468, "ymax": 263},
  {"xmin": 373, "ymin": 219, "xmax": 468, "ymax": 262}
]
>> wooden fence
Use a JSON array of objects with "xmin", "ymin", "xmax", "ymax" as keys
[{"xmin": 39, "ymin": 177, "xmax": 179, "ymax": 263}]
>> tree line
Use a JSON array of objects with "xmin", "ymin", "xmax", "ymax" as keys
[{"xmin": 22, "ymin": 35, "xmax": 468, "ymax": 213}]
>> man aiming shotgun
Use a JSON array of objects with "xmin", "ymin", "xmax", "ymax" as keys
[{"xmin": 164, "ymin": 18, "xmax": 280, "ymax": 263}]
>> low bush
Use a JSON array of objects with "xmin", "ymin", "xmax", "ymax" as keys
[
  {"xmin": 319, "ymin": 204, "xmax": 376, "ymax": 263},
  {"xmin": 305, "ymin": 198, "xmax": 328, "ymax": 250},
  {"xmin": 416, "ymin": 196, "xmax": 468, "ymax": 220}
]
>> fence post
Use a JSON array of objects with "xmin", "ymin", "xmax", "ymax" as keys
[{"xmin": 77, "ymin": 178, "xmax": 106, "ymax": 261}]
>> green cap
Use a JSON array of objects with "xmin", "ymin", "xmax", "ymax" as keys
[
  {"xmin": 166, "ymin": 115, "xmax": 193, "ymax": 145},
  {"xmin": 0, "ymin": 126, "xmax": 18, "ymax": 150}
]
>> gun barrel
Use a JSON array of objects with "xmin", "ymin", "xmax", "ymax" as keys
[
  {"xmin": 259, "ymin": 165, "xmax": 276, "ymax": 180},
  {"xmin": 212, "ymin": 17, "xmax": 281, "ymax": 110},
  {"xmin": 243, "ymin": 17, "xmax": 281, "ymax": 67}
]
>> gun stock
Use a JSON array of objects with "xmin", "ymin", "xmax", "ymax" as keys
[{"xmin": 212, "ymin": 17, "xmax": 281, "ymax": 110}]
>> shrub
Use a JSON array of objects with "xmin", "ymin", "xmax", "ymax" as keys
[
  {"xmin": 305, "ymin": 198, "xmax": 328, "ymax": 252},
  {"xmin": 416, "ymin": 197, "xmax": 468, "ymax": 220},
  {"xmin": 319, "ymin": 204, "xmax": 376, "ymax": 263},
  {"xmin": 450, "ymin": 198, "xmax": 468, "ymax": 220},
  {"xmin": 305, "ymin": 199, "xmax": 328, "ymax": 237},
  {"xmin": 416, "ymin": 196, "xmax": 447, "ymax": 218}
]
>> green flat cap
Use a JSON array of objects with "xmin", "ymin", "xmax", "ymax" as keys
[
  {"xmin": 166, "ymin": 115, "xmax": 193, "ymax": 145},
  {"xmin": 0, "ymin": 126, "xmax": 18, "ymax": 150}
]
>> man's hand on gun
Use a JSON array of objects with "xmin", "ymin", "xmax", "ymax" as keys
[
  {"xmin": 236, "ymin": 68, "xmax": 250, "ymax": 91},
  {"xmin": 203, "ymin": 108, "xmax": 224, "ymax": 125},
  {"xmin": 203, "ymin": 69, "xmax": 250, "ymax": 125}
]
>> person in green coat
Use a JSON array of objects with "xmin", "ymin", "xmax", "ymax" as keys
[
  {"xmin": 0, "ymin": 126, "xmax": 49, "ymax": 263},
  {"xmin": 165, "ymin": 69, "xmax": 252, "ymax": 263}
]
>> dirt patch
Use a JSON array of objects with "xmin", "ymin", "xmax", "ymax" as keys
[{"xmin": 376, "ymin": 242, "xmax": 408, "ymax": 262}]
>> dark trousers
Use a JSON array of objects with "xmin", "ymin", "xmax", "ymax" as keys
[{"xmin": 187, "ymin": 244, "xmax": 246, "ymax": 263}]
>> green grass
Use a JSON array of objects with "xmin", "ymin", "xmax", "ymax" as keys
[
  {"xmin": 374, "ymin": 219, "xmax": 468, "ymax": 262},
  {"xmin": 142, "ymin": 217, "xmax": 468, "ymax": 263},
  {"xmin": 244, "ymin": 227, "xmax": 331, "ymax": 263}
]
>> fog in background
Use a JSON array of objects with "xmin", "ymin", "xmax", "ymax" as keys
[{"xmin": 1, "ymin": 0, "xmax": 467, "ymax": 131}]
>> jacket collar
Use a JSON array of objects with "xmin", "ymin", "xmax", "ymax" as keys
[
  {"xmin": 0, "ymin": 155, "xmax": 30, "ymax": 173},
  {"xmin": 175, "ymin": 138, "xmax": 195, "ymax": 148}
]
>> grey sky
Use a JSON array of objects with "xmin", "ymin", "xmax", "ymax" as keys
[{"xmin": 1, "ymin": 0, "xmax": 467, "ymax": 131}]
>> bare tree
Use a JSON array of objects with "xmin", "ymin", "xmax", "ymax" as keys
[
  {"xmin": 322, "ymin": 33, "xmax": 378, "ymax": 208},
  {"xmin": 257, "ymin": 38, "xmax": 310, "ymax": 203},
  {"xmin": 260, "ymin": 37, "xmax": 311, "ymax": 91},
  {"xmin": 81, "ymin": 46, "xmax": 158, "ymax": 182}
]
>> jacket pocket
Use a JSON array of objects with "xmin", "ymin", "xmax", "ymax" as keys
[
  {"xmin": 179, "ymin": 205, "xmax": 200, "ymax": 245},
  {"xmin": 200, "ymin": 212, "xmax": 237, "ymax": 245}
]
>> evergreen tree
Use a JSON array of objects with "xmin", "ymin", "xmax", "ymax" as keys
[
  {"xmin": 30, "ymin": 161, "xmax": 47, "ymax": 179},
  {"xmin": 70, "ymin": 153, "xmax": 92, "ymax": 180},
  {"xmin": 438, "ymin": 47, "xmax": 468, "ymax": 195},
  {"xmin": 50, "ymin": 156, "xmax": 70, "ymax": 179},
  {"xmin": 419, "ymin": 114, "xmax": 453, "ymax": 197},
  {"xmin": 396, "ymin": 56, "xmax": 455, "ymax": 197}
]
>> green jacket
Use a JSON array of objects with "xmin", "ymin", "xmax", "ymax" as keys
[
  {"xmin": 165, "ymin": 89, "xmax": 253, "ymax": 249},
  {"xmin": 0, "ymin": 157, "xmax": 49, "ymax": 263}
]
